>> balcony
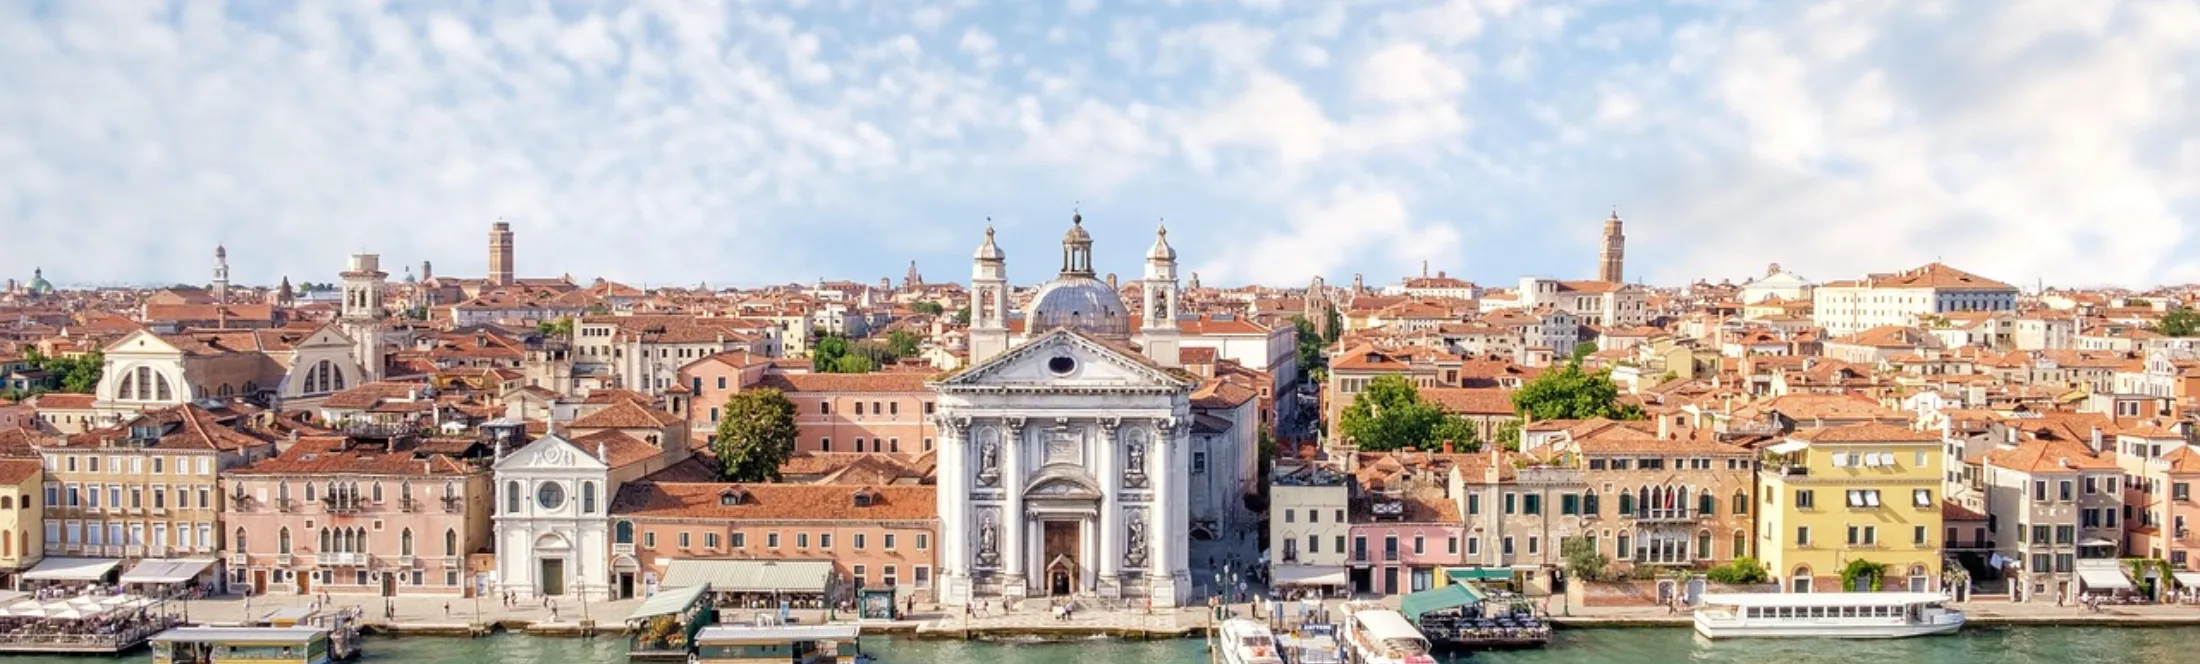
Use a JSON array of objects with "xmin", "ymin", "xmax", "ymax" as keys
[
  {"xmin": 1633, "ymin": 508, "xmax": 1696, "ymax": 524},
  {"xmin": 230, "ymin": 552, "xmax": 249, "ymax": 567},
  {"xmin": 613, "ymin": 543, "xmax": 635, "ymax": 556},
  {"xmin": 323, "ymin": 500, "xmax": 361, "ymax": 514},
  {"xmin": 398, "ymin": 555, "xmax": 416, "ymax": 568},
  {"xmin": 124, "ymin": 545, "xmax": 145, "ymax": 558},
  {"xmin": 442, "ymin": 496, "xmax": 465, "ymax": 514},
  {"xmin": 399, "ymin": 497, "xmax": 420, "ymax": 513},
  {"xmin": 322, "ymin": 552, "xmax": 363, "ymax": 567},
  {"xmin": 276, "ymin": 498, "xmax": 296, "ymax": 513},
  {"xmin": 1779, "ymin": 465, "xmax": 1810, "ymax": 477},
  {"xmin": 441, "ymin": 556, "xmax": 462, "ymax": 570},
  {"xmin": 277, "ymin": 553, "xmax": 293, "ymax": 566}
]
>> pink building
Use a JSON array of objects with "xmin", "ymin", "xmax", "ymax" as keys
[
  {"xmin": 672, "ymin": 359, "xmax": 937, "ymax": 455},
  {"xmin": 1347, "ymin": 490, "xmax": 1465, "ymax": 595},
  {"xmin": 224, "ymin": 429, "xmax": 494, "ymax": 597}
]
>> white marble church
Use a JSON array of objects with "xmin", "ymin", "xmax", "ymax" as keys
[{"xmin": 929, "ymin": 214, "xmax": 1201, "ymax": 607}]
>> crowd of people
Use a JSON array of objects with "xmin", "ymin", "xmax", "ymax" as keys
[{"xmin": 0, "ymin": 601, "xmax": 181, "ymax": 646}]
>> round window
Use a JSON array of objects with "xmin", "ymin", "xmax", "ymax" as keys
[
  {"xmin": 1047, "ymin": 356, "xmax": 1077, "ymax": 375},
  {"xmin": 536, "ymin": 482, "xmax": 567, "ymax": 510}
]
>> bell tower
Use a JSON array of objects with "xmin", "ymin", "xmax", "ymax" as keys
[
  {"xmin": 1137, "ymin": 224, "xmax": 1181, "ymax": 367},
  {"xmin": 211, "ymin": 245, "xmax": 230, "ymax": 304},
  {"xmin": 340, "ymin": 254, "xmax": 388, "ymax": 381},
  {"xmin": 1598, "ymin": 209, "xmax": 1626, "ymax": 283},
  {"xmin": 489, "ymin": 220, "xmax": 515, "ymax": 286},
  {"xmin": 968, "ymin": 222, "xmax": 1011, "ymax": 365}
]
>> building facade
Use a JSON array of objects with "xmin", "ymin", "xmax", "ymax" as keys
[{"xmin": 1758, "ymin": 423, "xmax": 1946, "ymax": 593}]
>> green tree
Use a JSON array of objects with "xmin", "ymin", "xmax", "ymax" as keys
[
  {"xmin": 2158, "ymin": 307, "xmax": 2200, "ymax": 337},
  {"xmin": 830, "ymin": 354, "xmax": 877, "ymax": 373},
  {"xmin": 1706, "ymin": 557, "xmax": 1770, "ymax": 585},
  {"xmin": 1291, "ymin": 316, "xmax": 1324, "ymax": 382},
  {"xmin": 25, "ymin": 349, "xmax": 103, "ymax": 394},
  {"xmin": 811, "ymin": 335, "xmax": 852, "ymax": 371},
  {"xmin": 535, "ymin": 316, "xmax": 574, "ymax": 337},
  {"xmin": 1570, "ymin": 341, "xmax": 1599, "ymax": 364},
  {"xmin": 1322, "ymin": 306, "xmax": 1343, "ymax": 344},
  {"xmin": 1338, "ymin": 375, "xmax": 1481, "ymax": 452},
  {"xmin": 910, "ymin": 301, "xmax": 945, "ymax": 316},
  {"xmin": 1492, "ymin": 419, "xmax": 1522, "ymax": 451},
  {"xmin": 1510, "ymin": 362, "xmax": 1644, "ymax": 422},
  {"xmin": 953, "ymin": 308, "xmax": 972, "ymax": 325},
  {"xmin": 885, "ymin": 330, "xmax": 923, "ymax": 358},
  {"xmin": 712, "ymin": 388, "xmax": 799, "ymax": 482},
  {"xmin": 1561, "ymin": 535, "xmax": 1610, "ymax": 582}
]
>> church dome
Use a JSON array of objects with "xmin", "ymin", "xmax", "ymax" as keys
[
  {"xmin": 1027, "ymin": 275, "xmax": 1131, "ymax": 338},
  {"xmin": 26, "ymin": 268, "xmax": 53, "ymax": 296}
]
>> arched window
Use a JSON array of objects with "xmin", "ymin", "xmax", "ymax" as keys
[
  {"xmin": 1697, "ymin": 530, "xmax": 1713, "ymax": 559},
  {"xmin": 278, "ymin": 527, "xmax": 292, "ymax": 553},
  {"xmin": 319, "ymin": 528, "xmax": 332, "ymax": 553},
  {"xmin": 615, "ymin": 521, "xmax": 634, "ymax": 545},
  {"xmin": 0, "ymin": 497, "xmax": 12, "ymax": 510},
  {"xmin": 401, "ymin": 529, "xmax": 414, "ymax": 556},
  {"xmin": 154, "ymin": 374, "xmax": 173, "ymax": 401},
  {"xmin": 445, "ymin": 529, "xmax": 458, "ymax": 556},
  {"xmin": 1732, "ymin": 491, "xmax": 1749, "ymax": 515},
  {"xmin": 1732, "ymin": 530, "xmax": 1747, "ymax": 559},
  {"xmin": 1697, "ymin": 492, "xmax": 1715, "ymax": 516},
  {"xmin": 236, "ymin": 528, "xmax": 248, "ymax": 552},
  {"xmin": 1618, "ymin": 492, "xmax": 1635, "ymax": 515},
  {"xmin": 118, "ymin": 370, "xmax": 138, "ymax": 400},
  {"xmin": 582, "ymin": 481, "xmax": 598, "ymax": 514},
  {"xmin": 505, "ymin": 481, "xmax": 521, "ymax": 514},
  {"xmin": 371, "ymin": 483, "xmax": 383, "ymax": 504}
]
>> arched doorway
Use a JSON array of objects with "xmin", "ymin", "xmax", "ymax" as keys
[
  {"xmin": 534, "ymin": 533, "xmax": 572, "ymax": 596},
  {"xmin": 1048, "ymin": 555, "xmax": 1077, "ymax": 596},
  {"xmin": 1791, "ymin": 565, "xmax": 1814, "ymax": 593}
]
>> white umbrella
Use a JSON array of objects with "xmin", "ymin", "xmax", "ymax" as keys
[{"xmin": 48, "ymin": 607, "xmax": 84, "ymax": 620}]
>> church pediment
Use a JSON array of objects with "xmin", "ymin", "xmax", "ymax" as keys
[
  {"xmin": 932, "ymin": 328, "xmax": 1194, "ymax": 392},
  {"xmin": 1023, "ymin": 464, "xmax": 1102, "ymax": 501},
  {"xmin": 104, "ymin": 330, "xmax": 184, "ymax": 356},
  {"xmin": 493, "ymin": 433, "xmax": 609, "ymax": 472}
]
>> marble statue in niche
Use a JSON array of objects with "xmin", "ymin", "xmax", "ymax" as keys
[
  {"xmin": 1124, "ymin": 510, "xmax": 1149, "ymax": 568},
  {"xmin": 1122, "ymin": 426, "xmax": 1149, "ymax": 488},
  {"xmin": 976, "ymin": 427, "xmax": 1001, "ymax": 487},
  {"xmin": 977, "ymin": 510, "xmax": 1001, "ymax": 567}
]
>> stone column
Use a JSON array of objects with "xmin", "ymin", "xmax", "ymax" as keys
[
  {"xmin": 1001, "ymin": 417, "xmax": 1029, "ymax": 598},
  {"xmin": 1096, "ymin": 417, "xmax": 1122, "ymax": 597},
  {"xmin": 935, "ymin": 415, "xmax": 971, "ymax": 605},
  {"xmin": 1150, "ymin": 416, "xmax": 1190, "ymax": 606}
]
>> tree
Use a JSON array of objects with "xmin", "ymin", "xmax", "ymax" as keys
[
  {"xmin": 953, "ymin": 308, "xmax": 972, "ymax": 326},
  {"xmin": 830, "ymin": 354, "xmax": 876, "ymax": 373},
  {"xmin": 1510, "ymin": 362, "xmax": 1644, "ymax": 422},
  {"xmin": 2158, "ymin": 307, "xmax": 2200, "ymax": 337},
  {"xmin": 1322, "ymin": 306, "xmax": 1343, "ymax": 344},
  {"xmin": 535, "ymin": 316, "xmax": 574, "ymax": 337},
  {"xmin": 1570, "ymin": 341, "xmax": 1599, "ymax": 364},
  {"xmin": 1292, "ymin": 316, "xmax": 1325, "ymax": 383},
  {"xmin": 24, "ymin": 349, "xmax": 102, "ymax": 394},
  {"xmin": 712, "ymin": 388, "xmax": 798, "ymax": 482},
  {"xmin": 1492, "ymin": 419, "xmax": 1522, "ymax": 451},
  {"xmin": 811, "ymin": 335, "xmax": 852, "ymax": 372},
  {"xmin": 1561, "ymin": 535, "xmax": 1610, "ymax": 582},
  {"xmin": 910, "ymin": 301, "xmax": 945, "ymax": 316},
  {"xmin": 1706, "ymin": 557, "xmax": 1770, "ymax": 585},
  {"xmin": 1338, "ymin": 375, "xmax": 1481, "ymax": 452},
  {"xmin": 885, "ymin": 330, "xmax": 923, "ymax": 358}
]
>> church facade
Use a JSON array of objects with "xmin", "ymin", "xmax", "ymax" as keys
[{"xmin": 931, "ymin": 215, "xmax": 1199, "ymax": 606}]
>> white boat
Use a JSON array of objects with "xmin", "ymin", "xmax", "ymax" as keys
[
  {"xmin": 1693, "ymin": 592, "xmax": 1965, "ymax": 639},
  {"xmin": 1337, "ymin": 603, "xmax": 1437, "ymax": 664},
  {"xmin": 1219, "ymin": 619, "xmax": 1286, "ymax": 664}
]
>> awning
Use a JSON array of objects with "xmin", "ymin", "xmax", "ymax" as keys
[
  {"xmin": 1272, "ymin": 565, "xmax": 1349, "ymax": 587},
  {"xmin": 1402, "ymin": 584, "xmax": 1483, "ymax": 622},
  {"xmin": 120, "ymin": 558, "xmax": 218, "ymax": 585},
  {"xmin": 1765, "ymin": 440, "xmax": 1809, "ymax": 455},
  {"xmin": 661, "ymin": 560, "xmax": 833, "ymax": 594},
  {"xmin": 627, "ymin": 583, "xmax": 711, "ymax": 622},
  {"xmin": 2077, "ymin": 568, "xmax": 2134, "ymax": 591},
  {"xmin": 1445, "ymin": 567, "xmax": 1513, "ymax": 583},
  {"xmin": 22, "ymin": 557, "xmax": 120, "ymax": 582},
  {"xmin": 2174, "ymin": 571, "xmax": 2200, "ymax": 589}
]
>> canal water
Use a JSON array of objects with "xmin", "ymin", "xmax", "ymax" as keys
[{"xmin": 6, "ymin": 627, "xmax": 2198, "ymax": 663}]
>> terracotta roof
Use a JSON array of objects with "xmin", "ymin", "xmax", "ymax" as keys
[
  {"xmin": 0, "ymin": 457, "xmax": 40, "ymax": 484},
  {"xmin": 1420, "ymin": 388, "xmax": 1515, "ymax": 415},
  {"xmin": 1983, "ymin": 439, "xmax": 2118, "ymax": 473},
  {"xmin": 1941, "ymin": 501, "xmax": 1987, "ymax": 521},
  {"xmin": 229, "ymin": 436, "xmax": 476, "ymax": 476},
  {"xmin": 568, "ymin": 399, "xmax": 682, "ymax": 430},
  {"xmin": 53, "ymin": 404, "xmax": 278, "ymax": 452},
  {"xmin": 567, "ymin": 429, "xmax": 668, "ymax": 468},
  {"xmin": 29, "ymin": 393, "xmax": 96, "ymax": 410},
  {"xmin": 610, "ymin": 482, "xmax": 936, "ymax": 521},
  {"xmin": 1791, "ymin": 422, "xmax": 1940, "ymax": 443},
  {"xmin": 322, "ymin": 382, "xmax": 424, "ymax": 410}
]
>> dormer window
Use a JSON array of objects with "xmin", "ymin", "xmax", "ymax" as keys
[
  {"xmin": 853, "ymin": 490, "xmax": 877, "ymax": 507},
  {"xmin": 719, "ymin": 489, "xmax": 745, "ymax": 506}
]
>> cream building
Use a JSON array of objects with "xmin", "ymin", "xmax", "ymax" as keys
[
  {"xmin": 0, "ymin": 457, "xmax": 44, "ymax": 587},
  {"xmin": 1811, "ymin": 263, "xmax": 2018, "ymax": 337}
]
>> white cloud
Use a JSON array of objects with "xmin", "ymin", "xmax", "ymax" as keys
[
  {"xmin": 1353, "ymin": 42, "xmax": 1467, "ymax": 105},
  {"xmin": 1197, "ymin": 184, "xmax": 1461, "ymax": 285}
]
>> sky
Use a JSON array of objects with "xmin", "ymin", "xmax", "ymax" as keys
[{"xmin": 2, "ymin": 0, "xmax": 2196, "ymax": 291}]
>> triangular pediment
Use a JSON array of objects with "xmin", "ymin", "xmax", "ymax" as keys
[
  {"xmin": 934, "ymin": 328, "xmax": 1194, "ymax": 392},
  {"xmin": 105, "ymin": 329, "xmax": 183, "ymax": 356},
  {"xmin": 493, "ymin": 433, "xmax": 608, "ymax": 472},
  {"xmin": 297, "ymin": 324, "xmax": 356, "ymax": 349}
]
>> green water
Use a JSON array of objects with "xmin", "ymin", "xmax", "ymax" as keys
[{"xmin": 5, "ymin": 628, "xmax": 2197, "ymax": 663}]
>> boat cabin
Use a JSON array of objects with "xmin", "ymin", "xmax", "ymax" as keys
[
  {"xmin": 690, "ymin": 624, "xmax": 865, "ymax": 664},
  {"xmin": 151, "ymin": 627, "xmax": 333, "ymax": 664}
]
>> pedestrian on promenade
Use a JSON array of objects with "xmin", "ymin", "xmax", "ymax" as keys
[{"xmin": 444, "ymin": 602, "xmax": 451, "ymax": 616}]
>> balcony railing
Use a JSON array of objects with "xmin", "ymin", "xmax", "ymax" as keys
[
  {"xmin": 276, "ymin": 498, "xmax": 296, "ymax": 512},
  {"xmin": 400, "ymin": 497, "xmax": 420, "ymax": 513},
  {"xmin": 613, "ymin": 543, "xmax": 635, "ymax": 556},
  {"xmin": 441, "ymin": 556, "xmax": 462, "ymax": 570},
  {"xmin": 398, "ymin": 555, "xmax": 416, "ymax": 568},
  {"xmin": 277, "ymin": 553, "xmax": 293, "ymax": 566},
  {"xmin": 442, "ymin": 495, "xmax": 465, "ymax": 513},
  {"xmin": 323, "ymin": 552, "xmax": 364, "ymax": 567},
  {"xmin": 323, "ymin": 500, "xmax": 361, "ymax": 514},
  {"xmin": 1633, "ymin": 508, "xmax": 1696, "ymax": 523},
  {"xmin": 1383, "ymin": 549, "xmax": 1400, "ymax": 562}
]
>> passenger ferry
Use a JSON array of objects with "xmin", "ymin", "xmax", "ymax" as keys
[
  {"xmin": 1693, "ymin": 592, "xmax": 1965, "ymax": 639},
  {"xmin": 689, "ymin": 624, "xmax": 870, "ymax": 664},
  {"xmin": 149, "ymin": 627, "xmax": 339, "ymax": 664},
  {"xmin": 1218, "ymin": 618, "xmax": 1285, "ymax": 664},
  {"xmin": 1276, "ymin": 622, "xmax": 1345, "ymax": 664},
  {"xmin": 1337, "ymin": 602, "xmax": 1437, "ymax": 664}
]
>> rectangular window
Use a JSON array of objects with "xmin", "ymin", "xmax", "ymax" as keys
[
  {"xmin": 1524, "ymin": 494, "xmax": 1541, "ymax": 515},
  {"xmin": 1561, "ymin": 494, "xmax": 1580, "ymax": 515},
  {"xmin": 2033, "ymin": 480, "xmax": 2048, "ymax": 501},
  {"xmin": 1285, "ymin": 509, "xmax": 1295, "ymax": 524},
  {"xmin": 1502, "ymin": 537, "xmax": 1515, "ymax": 555},
  {"xmin": 733, "ymin": 533, "xmax": 747, "ymax": 548},
  {"xmin": 917, "ymin": 533, "xmax": 928, "ymax": 550},
  {"xmin": 885, "ymin": 534, "xmax": 898, "ymax": 550},
  {"xmin": 1467, "ymin": 494, "xmax": 1480, "ymax": 515},
  {"xmin": 1307, "ymin": 534, "xmax": 1318, "ymax": 554},
  {"xmin": 1795, "ymin": 490, "xmax": 1815, "ymax": 509},
  {"xmin": 1527, "ymin": 536, "xmax": 1539, "ymax": 555},
  {"xmin": 1309, "ymin": 510, "xmax": 1319, "ymax": 524},
  {"xmin": 678, "ymin": 532, "xmax": 690, "ymax": 548},
  {"xmin": 1504, "ymin": 493, "xmax": 1517, "ymax": 514},
  {"xmin": 797, "ymin": 533, "xmax": 809, "ymax": 548},
  {"xmin": 1797, "ymin": 526, "xmax": 1810, "ymax": 546},
  {"xmin": 1914, "ymin": 525, "xmax": 1928, "ymax": 546},
  {"xmin": 2058, "ymin": 481, "xmax": 2073, "ymax": 501},
  {"xmin": 855, "ymin": 534, "xmax": 866, "ymax": 550},
  {"xmin": 819, "ymin": 533, "xmax": 831, "ymax": 549},
  {"xmin": 2085, "ymin": 476, "xmax": 2099, "ymax": 495},
  {"xmin": 1413, "ymin": 536, "xmax": 1425, "ymax": 555},
  {"xmin": 768, "ymin": 533, "xmax": 781, "ymax": 548},
  {"xmin": 705, "ymin": 533, "xmax": 721, "ymax": 549},
  {"xmin": 1914, "ymin": 489, "xmax": 1932, "ymax": 507},
  {"xmin": 645, "ymin": 532, "xmax": 657, "ymax": 548}
]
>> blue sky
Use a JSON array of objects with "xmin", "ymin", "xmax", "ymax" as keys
[{"xmin": 3, "ymin": 0, "xmax": 2196, "ymax": 290}]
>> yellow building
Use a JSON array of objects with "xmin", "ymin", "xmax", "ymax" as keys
[
  {"xmin": 1758, "ymin": 423, "xmax": 1944, "ymax": 593},
  {"xmin": 0, "ymin": 456, "xmax": 45, "ymax": 586}
]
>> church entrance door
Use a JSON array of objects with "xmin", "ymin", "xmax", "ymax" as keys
[{"xmin": 1043, "ymin": 521, "xmax": 1080, "ymax": 596}]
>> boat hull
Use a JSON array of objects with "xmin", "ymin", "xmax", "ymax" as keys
[{"xmin": 1693, "ymin": 617, "xmax": 1964, "ymax": 639}]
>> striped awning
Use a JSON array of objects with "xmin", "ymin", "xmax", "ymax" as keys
[{"xmin": 660, "ymin": 560, "xmax": 833, "ymax": 594}]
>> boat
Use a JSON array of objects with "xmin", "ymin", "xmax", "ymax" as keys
[
  {"xmin": 1692, "ymin": 592, "xmax": 1966, "ymax": 639},
  {"xmin": 1400, "ymin": 584, "xmax": 1549, "ymax": 650},
  {"xmin": 1277, "ymin": 621, "xmax": 1346, "ymax": 664},
  {"xmin": 1219, "ymin": 618, "xmax": 1285, "ymax": 664},
  {"xmin": 149, "ymin": 626, "xmax": 341, "ymax": 664},
  {"xmin": 689, "ymin": 624, "xmax": 870, "ymax": 664},
  {"xmin": 1336, "ymin": 602, "xmax": 1436, "ymax": 664}
]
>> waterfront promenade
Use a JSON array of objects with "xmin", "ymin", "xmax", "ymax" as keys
[{"xmin": 158, "ymin": 588, "xmax": 2200, "ymax": 640}]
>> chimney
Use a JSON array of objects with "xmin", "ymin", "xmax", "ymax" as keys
[
  {"xmin": 597, "ymin": 441, "xmax": 608, "ymax": 463},
  {"xmin": 1658, "ymin": 415, "xmax": 1672, "ymax": 441},
  {"xmin": 2089, "ymin": 426, "xmax": 2104, "ymax": 453},
  {"xmin": 1442, "ymin": 440, "xmax": 1455, "ymax": 454}
]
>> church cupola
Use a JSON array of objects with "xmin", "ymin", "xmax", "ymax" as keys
[{"xmin": 1060, "ymin": 212, "xmax": 1095, "ymax": 278}]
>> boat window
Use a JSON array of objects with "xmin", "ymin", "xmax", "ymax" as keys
[
  {"xmin": 1811, "ymin": 607, "xmax": 1826, "ymax": 618},
  {"xmin": 1747, "ymin": 607, "xmax": 1762, "ymax": 618}
]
